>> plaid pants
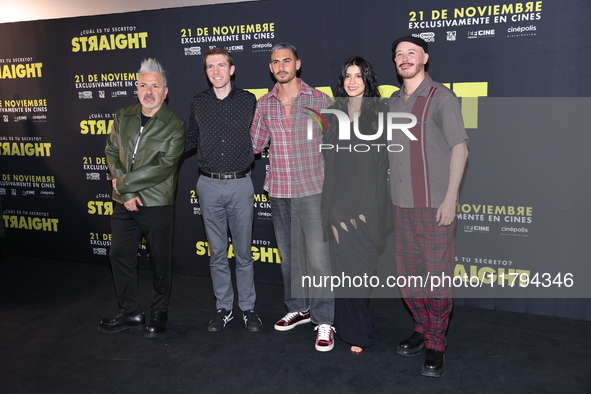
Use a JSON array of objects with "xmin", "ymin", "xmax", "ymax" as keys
[{"xmin": 393, "ymin": 206, "xmax": 455, "ymax": 352}]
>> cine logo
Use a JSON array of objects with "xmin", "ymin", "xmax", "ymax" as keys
[{"xmin": 305, "ymin": 108, "xmax": 417, "ymax": 152}]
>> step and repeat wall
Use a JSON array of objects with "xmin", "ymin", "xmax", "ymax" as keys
[{"xmin": 1, "ymin": 0, "xmax": 590, "ymax": 319}]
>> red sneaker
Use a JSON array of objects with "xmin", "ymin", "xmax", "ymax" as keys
[
  {"xmin": 274, "ymin": 309, "xmax": 311, "ymax": 331},
  {"xmin": 314, "ymin": 324, "xmax": 335, "ymax": 352}
]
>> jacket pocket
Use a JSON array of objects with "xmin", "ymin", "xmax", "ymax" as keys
[{"xmin": 144, "ymin": 138, "xmax": 170, "ymax": 152}]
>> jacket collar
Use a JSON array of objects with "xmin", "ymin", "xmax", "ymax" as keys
[{"xmin": 123, "ymin": 101, "xmax": 172, "ymax": 124}]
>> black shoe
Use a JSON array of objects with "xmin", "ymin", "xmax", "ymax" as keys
[
  {"xmin": 242, "ymin": 310, "xmax": 263, "ymax": 332},
  {"xmin": 422, "ymin": 349, "xmax": 446, "ymax": 378},
  {"xmin": 397, "ymin": 331, "xmax": 424, "ymax": 356},
  {"xmin": 207, "ymin": 309, "xmax": 233, "ymax": 332},
  {"xmin": 98, "ymin": 312, "xmax": 145, "ymax": 334},
  {"xmin": 145, "ymin": 310, "xmax": 168, "ymax": 338}
]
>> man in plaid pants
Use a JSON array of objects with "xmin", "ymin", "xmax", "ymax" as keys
[{"xmin": 388, "ymin": 36, "xmax": 469, "ymax": 377}]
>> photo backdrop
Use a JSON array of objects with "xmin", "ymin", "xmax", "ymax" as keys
[{"xmin": 1, "ymin": 0, "xmax": 590, "ymax": 319}]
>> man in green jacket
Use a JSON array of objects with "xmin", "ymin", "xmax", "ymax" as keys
[{"xmin": 99, "ymin": 58, "xmax": 185, "ymax": 338}]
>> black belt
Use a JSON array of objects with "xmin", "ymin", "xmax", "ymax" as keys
[{"xmin": 199, "ymin": 168, "xmax": 250, "ymax": 180}]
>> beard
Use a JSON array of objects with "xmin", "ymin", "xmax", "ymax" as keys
[
  {"xmin": 397, "ymin": 62, "xmax": 424, "ymax": 79},
  {"xmin": 140, "ymin": 94, "xmax": 162, "ymax": 109},
  {"xmin": 275, "ymin": 72, "xmax": 295, "ymax": 84}
]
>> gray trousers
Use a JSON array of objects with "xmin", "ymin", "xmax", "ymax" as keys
[{"xmin": 197, "ymin": 173, "xmax": 256, "ymax": 312}]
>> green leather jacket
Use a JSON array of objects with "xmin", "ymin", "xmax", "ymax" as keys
[{"xmin": 105, "ymin": 101, "xmax": 186, "ymax": 206}]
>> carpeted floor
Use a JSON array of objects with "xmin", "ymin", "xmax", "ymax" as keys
[{"xmin": 1, "ymin": 255, "xmax": 589, "ymax": 393}]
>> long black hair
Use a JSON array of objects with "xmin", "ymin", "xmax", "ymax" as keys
[{"xmin": 331, "ymin": 56, "xmax": 382, "ymax": 133}]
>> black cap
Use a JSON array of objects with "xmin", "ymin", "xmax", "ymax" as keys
[{"xmin": 391, "ymin": 35, "xmax": 429, "ymax": 54}]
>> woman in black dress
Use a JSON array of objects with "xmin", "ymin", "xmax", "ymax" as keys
[{"xmin": 322, "ymin": 56, "xmax": 391, "ymax": 354}]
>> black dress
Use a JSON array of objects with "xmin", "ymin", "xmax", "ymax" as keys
[{"xmin": 322, "ymin": 102, "xmax": 391, "ymax": 348}]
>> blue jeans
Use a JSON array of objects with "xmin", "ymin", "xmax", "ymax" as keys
[{"xmin": 271, "ymin": 193, "xmax": 334, "ymax": 325}]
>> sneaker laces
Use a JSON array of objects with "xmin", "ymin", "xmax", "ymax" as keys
[
  {"xmin": 223, "ymin": 311, "xmax": 232, "ymax": 323},
  {"xmin": 314, "ymin": 324, "xmax": 334, "ymax": 341},
  {"xmin": 281, "ymin": 311, "xmax": 301, "ymax": 322}
]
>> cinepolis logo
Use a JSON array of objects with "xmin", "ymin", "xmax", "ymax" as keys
[{"xmin": 304, "ymin": 107, "xmax": 418, "ymax": 152}]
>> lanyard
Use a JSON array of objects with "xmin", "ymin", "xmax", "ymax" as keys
[{"xmin": 130, "ymin": 126, "xmax": 144, "ymax": 171}]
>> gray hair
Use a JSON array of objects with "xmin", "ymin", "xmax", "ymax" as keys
[
  {"xmin": 138, "ymin": 58, "xmax": 167, "ymax": 86},
  {"xmin": 270, "ymin": 42, "xmax": 298, "ymax": 60}
]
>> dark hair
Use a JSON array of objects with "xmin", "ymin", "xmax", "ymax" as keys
[
  {"xmin": 270, "ymin": 42, "xmax": 298, "ymax": 60},
  {"xmin": 333, "ymin": 56, "xmax": 380, "ymax": 100},
  {"xmin": 331, "ymin": 56, "xmax": 382, "ymax": 132},
  {"xmin": 203, "ymin": 47, "xmax": 234, "ymax": 70}
]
